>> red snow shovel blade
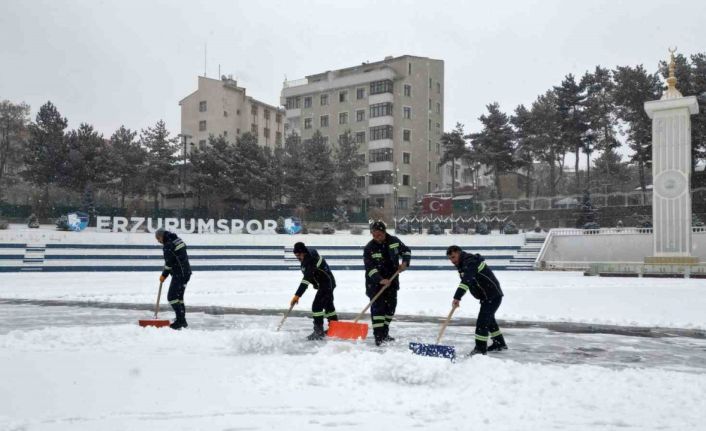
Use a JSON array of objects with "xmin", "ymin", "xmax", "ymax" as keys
[
  {"xmin": 327, "ymin": 321, "xmax": 369, "ymax": 340},
  {"xmin": 138, "ymin": 319, "xmax": 170, "ymax": 328}
]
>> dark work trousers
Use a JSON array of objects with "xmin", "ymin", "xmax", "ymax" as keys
[
  {"xmin": 167, "ymin": 275, "xmax": 189, "ymax": 323},
  {"xmin": 368, "ymin": 283, "xmax": 398, "ymax": 340},
  {"xmin": 311, "ymin": 287, "xmax": 337, "ymax": 328},
  {"xmin": 475, "ymin": 296, "xmax": 502, "ymax": 343}
]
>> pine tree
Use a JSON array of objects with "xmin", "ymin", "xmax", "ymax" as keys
[
  {"xmin": 555, "ymin": 74, "xmax": 589, "ymax": 192},
  {"xmin": 613, "ymin": 65, "xmax": 662, "ymax": 193},
  {"xmin": 283, "ymin": 133, "xmax": 307, "ymax": 207},
  {"xmin": 233, "ymin": 132, "xmax": 267, "ymax": 209},
  {"xmin": 511, "ymin": 105, "xmax": 535, "ymax": 198},
  {"xmin": 335, "ymin": 130, "xmax": 364, "ymax": 209},
  {"xmin": 440, "ymin": 123, "xmax": 468, "ymax": 198},
  {"xmin": 63, "ymin": 123, "xmax": 110, "ymax": 219},
  {"xmin": 301, "ymin": 131, "xmax": 337, "ymax": 212},
  {"xmin": 23, "ymin": 101, "xmax": 69, "ymax": 215},
  {"xmin": 141, "ymin": 120, "xmax": 179, "ymax": 214},
  {"xmin": 0, "ymin": 100, "xmax": 30, "ymax": 200},
  {"xmin": 107, "ymin": 126, "xmax": 146, "ymax": 210},
  {"xmin": 467, "ymin": 103, "xmax": 517, "ymax": 199},
  {"xmin": 527, "ymin": 91, "xmax": 567, "ymax": 196}
]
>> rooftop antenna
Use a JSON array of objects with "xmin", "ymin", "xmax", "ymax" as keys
[{"xmin": 204, "ymin": 42, "xmax": 207, "ymax": 77}]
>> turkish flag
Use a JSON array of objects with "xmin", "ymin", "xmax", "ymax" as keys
[{"xmin": 422, "ymin": 196, "xmax": 453, "ymax": 215}]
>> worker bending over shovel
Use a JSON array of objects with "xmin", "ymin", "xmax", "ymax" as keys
[
  {"xmin": 446, "ymin": 245, "xmax": 507, "ymax": 355},
  {"xmin": 290, "ymin": 242, "xmax": 338, "ymax": 340},
  {"xmin": 156, "ymin": 228, "xmax": 192, "ymax": 330},
  {"xmin": 364, "ymin": 221, "xmax": 411, "ymax": 346}
]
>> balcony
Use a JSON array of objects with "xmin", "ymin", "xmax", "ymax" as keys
[
  {"xmin": 368, "ymin": 184, "xmax": 394, "ymax": 195},
  {"xmin": 368, "ymin": 161, "xmax": 394, "ymax": 172},
  {"xmin": 286, "ymin": 108, "xmax": 301, "ymax": 118},
  {"xmin": 368, "ymin": 138, "xmax": 394, "ymax": 150},
  {"xmin": 281, "ymin": 68, "xmax": 397, "ymax": 98},
  {"xmin": 369, "ymin": 93, "xmax": 394, "ymax": 105},
  {"xmin": 369, "ymin": 116, "xmax": 394, "ymax": 127}
]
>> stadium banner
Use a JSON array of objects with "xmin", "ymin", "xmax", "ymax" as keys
[{"xmin": 96, "ymin": 216, "xmax": 278, "ymax": 234}]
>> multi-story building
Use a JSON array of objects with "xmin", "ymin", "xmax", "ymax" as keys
[
  {"xmin": 180, "ymin": 75, "xmax": 285, "ymax": 152},
  {"xmin": 281, "ymin": 55, "xmax": 444, "ymax": 219}
]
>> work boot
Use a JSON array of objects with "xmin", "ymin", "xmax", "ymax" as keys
[
  {"xmin": 468, "ymin": 339, "xmax": 487, "ymax": 356},
  {"xmin": 170, "ymin": 320, "xmax": 188, "ymax": 330},
  {"xmin": 306, "ymin": 325, "xmax": 325, "ymax": 341},
  {"xmin": 487, "ymin": 335, "xmax": 508, "ymax": 352}
]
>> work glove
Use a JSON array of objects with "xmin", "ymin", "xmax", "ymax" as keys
[
  {"xmin": 290, "ymin": 295, "xmax": 300, "ymax": 307},
  {"xmin": 159, "ymin": 275, "xmax": 166, "ymax": 283}
]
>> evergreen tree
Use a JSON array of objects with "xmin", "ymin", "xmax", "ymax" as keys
[
  {"xmin": 555, "ymin": 74, "xmax": 589, "ymax": 192},
  {"xmin": 439, "ymin": 123, "xmax": 468, "ymax": 198},
  {"xmin": 511, "ymin": 105, "xmax": 535, "ymax": 198},
  {"xmin": 283, "ymin": 133, "xmax": 307, "ymax": 207},
  {"xmin": 233, "ymin": 132, "xmax": 267, "ymax": 209},
  {"xmin": 63, "ymin": 123, "xmax": 110, "ymax": 218},
  {"xmin": 613, "ymin": 65, "xmax": 662, "ymax": 193},
  {"xmin": 467, "ymin": 103, "xmax": 517, "ymax": 199},
  {"xmin": 301, "ymin": 131, "xmax": 337, "ymax": 212},
  {"xmin": 527, "ymin": 91, "xmax": 568, "ymax": 196},
  {"xmin": 262, "ymin": 144, "xmax": 285, "ymax": 209},
  {"xmin": 23, "ymin": 101, "xmax": 69, "ymax": 214},
  {"xmin": 592, "ymin": 149, "xmax": 631, "ymax": 193},
  {"xmin": 107, "ymin": 126, "xmax": 147, "ymax": 210},
  {"xmin": 188, "ymin": 135, "xmax": 236, "ymax": 214},
  {"xmin": 141, "ymin": 120, "xmax": 179, "ymax": 214},
  {"xmin": 335, "ymin": 130, "xmax": 364, "ymax": 208},
  {"xmin": 0, "ymin": 100, "xmax": 30, "ymax": 200}
]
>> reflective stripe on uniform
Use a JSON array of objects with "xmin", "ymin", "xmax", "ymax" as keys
[
  {"xmin": 372, "ymin": 315, "xmax": 386, "ymax": 321},
  {"xmin": 311, "ymin": 311, "xmax": 325, "ymax": 317},
  {"xmin": 372, "ymin": 253, "xmax": 383, "ymax": 259},
  {"xmin": 475, "ymin": 334, "xmax": 489, "ymax": 341},
  {"xmin": 169, "ymin": 299, "xmax": 180, "ymax": 305},
  {"xmin": 458, "ymin": 283, "xmax": 470, "ymax": 292},
  {"xmin": 490, "ymin": 330, "xmax": 502, "ymax": 337},
  {"xmin": 478, "ymin": 262, "xmax": 487, "ymax": 271},
  {"xmin": 164, "ymin": 266, "xmax": 172, "ymax": 270},
  {"xmin": 174, "ymin": 243, "xmax": 186, "ymax": 251},
  {"xmin": 324, "ymin": 311, "xmax": 337, "ymax": 318},
  {"xmin": 384, "ymin": 315, "xmax": 394, "ymax": 320},
  {"xmin": 389, "ymin": 243, "xmax": 400, "ymax": 249},
  {"xmin": 316, "ymin": 255, "xmax": 323, "ymax": 268},
  {"xmin": 372, "ymin": 323, "xmax": 385, "ymax": 328},
  {"xmin": 402, "ymin": 251, "xmax": 411, "ymax": 255},
  {"xmin": 368, "ymin": 269, "xmax": 379, "ymax": 277},
  {"xmin": 301, "ymin": 279, "xmax": 312, "ymax": 286}
]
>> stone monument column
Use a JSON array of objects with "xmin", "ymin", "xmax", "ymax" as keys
[{"xmin": 644, "ymin": 49, "xmax": 700, "ymax": 264}]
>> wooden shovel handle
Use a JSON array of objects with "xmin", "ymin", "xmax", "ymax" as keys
[
  {"xmin": 154, "ymin": 281, "xmax": 164, "ymax": 319},
  {"xmin": 435, "ymin": 305, "xmax": 458, "ymax": 344},
  {"xmin": 276, "ymin": 303, "xmax": 295, "ymax": 332},
  {"xmin": 354, "ymin": 269, "xmax": 402, "ymax": 323}
]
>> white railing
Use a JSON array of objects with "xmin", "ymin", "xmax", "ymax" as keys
[{"xmin": 282, "ymin": 78, "xmax": 309, "ymax": 88}]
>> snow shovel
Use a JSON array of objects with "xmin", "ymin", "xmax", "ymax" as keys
[
  {"xmin": 327, "ymin": 269, "xmax": 401, "ymax": 340},
  {"xmin": 138, "ymin": 281, "xmax": 170, "ymax": 328},
  {"xmin": 276, "ymin": 303, "xmax": 295, "ymax": 332},
  {"xmin": 409, "ymin": 304, "xmax": 458, "ymax": 359}
]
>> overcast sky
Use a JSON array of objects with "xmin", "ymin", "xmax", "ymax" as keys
[{"xmin": 2, "ymin": 0, "xmax": 705, "ymax": 147}]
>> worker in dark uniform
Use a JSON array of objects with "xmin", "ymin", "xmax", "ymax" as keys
[
  {"xmin": 446, "ymin": 245, "xmax": 507, "ymax": 355},
  {"xmin": 156, "ymin": 227, "xmax": 192, "ymax": 330},
  {"xmin": 364, "ymin": 221, "xmax": 411, "ymax": 346},
  {"xmin": 290, "ymin": 242, "xmax": 338, "ymax": 340}
]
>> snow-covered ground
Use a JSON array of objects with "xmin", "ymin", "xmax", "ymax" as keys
[
  {"xmin": 1, "ymin": 304, "xmax": 706, "ymax": 431},
  {"xmin": 2, "ymin": 270, "xmax": 706, "ymax": 329}
]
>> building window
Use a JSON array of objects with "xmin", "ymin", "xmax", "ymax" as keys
[
  {"xmin": 428, "ymin": 140, "xmax": 431, "ymax": 151},
  {"xmin": 404, "ymin": 84, "xmax": 411, "ymax": 97},
  {"xmin": 264, "ymin": 128, "xmax": 270, "ymax": 138},
  {"xmin": 199, "ymin": 101, "xmax": 207, "ymax": 112},
  {"xmin": 436, "ymin": 164, "xmax": 440, "ymax": 174},
  {"xmin": 339, "ymin": 112, "xmax": 348, "ymax": 125},
  {"xmin": 304, "ymin": 118, "xmax": 312, "ymax": 129},
  {"xmin": 408, "ymin": 63, "xmax": 412, "ymax": 75},
  {"xmin": 429, "ymin": 119, "xmax": 432, "ymax": 130},
  {"xmin": 375, "ymin": 197, "xmax": 386, "ymax": 208},
  {"xmin": 403, "ymin": 107, "xmax": 411, "ymax": 119},
  {"xmin": 436, "ymin": 122, "xmax": 441, "ymax": 129},
  {"xmin": 251, "ymin": 124, "xmax": 258, "ymax": 135},
  {"xmin": 356, "ymin": 109, "xmax": 365, "ymax": 122},
  {"xmin": 251, "ymin": 105, "xmax": 258, "ymax": 116},
  {"xmin": 320, "ymin": 94, "xmax": 328, "ymax": 106},
  {"xmin": 355, "ymin": 131, "xmax": 366, "ymax": 143},
  {"xmin": 402, "ymin": 175, "xmax": 410, "ymax": 186},
  {"xmin": 437, "ymin": 143, "xmax": 440, "ymax": 154},
  {"xmin": 276, "ymin": 113, "xmax": 282, "ymax": 123},
  {"xmin": 403, "ymin": 129, "xmax": 411, "ymax": 142},
  {"xmin": 369, "ymin": 148, "xmax": 393, "ymax": 162},
  {"xmin": 429, "ymin": 99, "xmax": 432, "ymax": 110},
  {"xmin": 237, "ymin": 109, "xmax": 241, "ymax": 115},
  {"xmin": 265, "ymin": 110, "xmax": 271, "ymax": 120},
  {"xmin": 436, "ymin": 102, "xmax": 441, "ymax": 114},
  {"xmin": 321, "ymin": 136, "xmax": 329, "ymax": 145},
  {"xmin": 398, "ymin": 197, "xmax": 409, "ymax": 209},
  {"xmin": 224, "ymin": 111, "xmax": 228, "ymax": 117},
  {"xmin": 198, "ymin": 139, "xmax": 206, "ymax": 150},
  {"xmin": 370, "ymin": 173, "xmax": 392, "ymax": 186},
  {"xmin": 339, "ymin": 90, "xmax": 348, "ymax": 103},
  {"xmin": 429, "ymin": 78, "xmax": 432, "ymax": 88},
  {"xmin": 304, "ymin": 97, "xmax": 312, "ymax": 108},
  {"xmin": 276, "ymin": 132, "xmax": 282, "ymax": 145},
  {"xmin": 428, "ymin": 181, "xmax": 431, "ymax": 193},
  {"xmin": 357, "ymin": 153, "xmax": 366, "ymax": 164},
  {"xmin": 356, "ymin": 176, "xmax": 366, "ymax": 188},
  {"xmin": 437, "ymin": 82, "xmax": 441, "ymax": 93},
  {"xmin": 403, "ymin": 153, "xmax": 411, "ymax": 164},
  {"xmin": 357, "ymin": 87, "xmax": 366, "ymax": 99},
  {"xmin": 285, "ymin": 97, "xmax": 300, "ymax": 109},
  {"xmin": 370, "ymin": 103, "xmax": 393, "ymax": 118},
  {"xmin": 428, "ymin": 161, "xmax": 431, "ymax": 172},
  {"xmin": 199, "ymin": 120, "xmax": 206, "ymax": 131},
  {"xmin": 320, "ymin": 115, "xmax": 329, "ymax": 128},
  {"xmin": 369, "ymin": 125, "xmax": 393, "ymax": 141},
  {"xmin": 370, "ymin": 80, "xmax": 393, "ymax": 95}
]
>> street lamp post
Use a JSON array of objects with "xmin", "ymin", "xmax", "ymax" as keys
[{"xmin": 178, "ymin": 133, "xmax": 192, "ymax": 212}]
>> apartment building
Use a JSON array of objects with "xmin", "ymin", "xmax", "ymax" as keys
[
  {"xmin": 180, "ymin": 75, "xmax": 285, "ymax": 152},
  {"xmin": 281, "ymin": 55, "xmax": 444, "ymax": 219}
]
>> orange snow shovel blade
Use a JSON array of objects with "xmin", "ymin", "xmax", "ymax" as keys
[
  {"xmin": 138, "ymin": 319, "xmax": 171, "ymax": 328},
  {"xmin": 327, "ymin": 320, "xmax": 369, "ymax": 340}
]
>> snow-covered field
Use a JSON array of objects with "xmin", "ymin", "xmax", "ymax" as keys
[
  {"xmin": 2, "ymin": 270, "xmax": 706, "ymax": 329},
  {"xmin": 2, "ymin": 270, "xmax": 706, "ymax": 430}
]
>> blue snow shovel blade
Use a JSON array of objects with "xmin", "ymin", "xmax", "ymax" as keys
[{"xmin": 409, "ymin": 342, "xmax": 456, "ymax": 360}]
